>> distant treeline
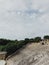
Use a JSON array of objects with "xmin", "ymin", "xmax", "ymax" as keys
[{"xmin": 0, "ymin": 35, "xmax": 49, "ymax": 56}]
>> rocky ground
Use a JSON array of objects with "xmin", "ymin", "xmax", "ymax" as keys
[{"xmin": 7, "ymin": 42, "xmax": 49, "ymax": 65}]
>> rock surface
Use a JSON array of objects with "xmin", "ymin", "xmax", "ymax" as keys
[
  {"xmin": 0, "ymin": 60, "xmax": 6, "ymax": 65},
  {"xmin": 7, "ymin": 42, "xmax": 49, "ymax": 65}
]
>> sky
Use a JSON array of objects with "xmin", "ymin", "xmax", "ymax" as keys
[{"xmin": 0, "ymin": 0, "xmax": 49, "ymax": 40}]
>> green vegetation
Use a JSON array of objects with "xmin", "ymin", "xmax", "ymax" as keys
[
  {"xmin": 44, "ymin": 35, "xmax": 49, "ymax": 39},
  {"xmin": 34, "ymin": 37, "xmax": 42, "ymax": 42},
  {"xmin": 0, "ymin": 35, "xmax": 48, "ymax": 56}
]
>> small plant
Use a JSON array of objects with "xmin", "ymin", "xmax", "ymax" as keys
[{"xmin": 42, "ymin": 42, "xmax": 44, "ymax": 45}]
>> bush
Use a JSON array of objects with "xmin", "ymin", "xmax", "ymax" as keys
[
  {"xmin": 42, "ymin": 42, "xmax": 44, "ymax": 45},
  {"xmin": 34, "ymin": 37, "xmax": 42, "ymax": 42},
  {"xmin": 0, "ymin": 46, "xmax": 4, "ymax": 51},
  {"xmin": 44, "ymin": 35, "xmax": 49, "ymax": 39},
  {"xmin": 3, "ymin": 42, "xmax": 18, "ymax": 55},
  {"xmin": 0, "ymin": 37, "xmax": 42, "ymax": 56},
  {"xmin": 24, "ymin": 38, "xmax": 30, "ymax": 44},
  {"xmin": 2, "ymin": 40, "xmax": 25, "ymax": 55},
  {"xmin": 29, "ymin": 38, "xmax": 34, "ymax": 43}
]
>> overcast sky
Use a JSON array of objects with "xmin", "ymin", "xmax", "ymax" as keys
[{"xmin": 0, "ymin": 0, "xmax": 49, "ymax": 40}]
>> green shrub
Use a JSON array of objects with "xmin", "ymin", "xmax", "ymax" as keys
[
  {"xmin": 44, "ymin": 35, "xmax": 49, "ymax": 39},
  {"xmin": 34, "ymin": 37, "xmax": 42, "ymax": 42}
]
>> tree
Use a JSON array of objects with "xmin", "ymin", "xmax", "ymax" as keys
[
  {"xmin": 29, "ymin": 38, "xmax": 34, "ymax": 43},
  {"xmin": 44, "ymin": 35, "xmax": 49, "ymax": 39},
  {"xmin": 34, "ymin": 37, "xmax": 42, "ymax": 42},
  {"xmin": 24, "ymin": 38, "xmax": 30, "ymax": 44},
  {"xmin": 3, "ymin": 42, "xmax": 18, "ymax": 55}
]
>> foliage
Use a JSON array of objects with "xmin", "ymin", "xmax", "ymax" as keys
[
  {"xmin": 29, "ymin": 38, "xmax": 34, "ymax": 43},
  {"xmin": 24, "ymin": 38, "xmax": 30, "ymax": 44},
  {"xmin": 34, "ymin": 37, "xmax": 42, "ymax": 42},
  {"xmin": 44, "ymin": 35, "xmax": 49, "ymax": 39},
  {"xmin": 0, "ymin": 36, "xmax": 42, "ymax": 56}
]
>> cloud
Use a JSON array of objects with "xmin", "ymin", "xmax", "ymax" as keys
[{"xmin": 0, "ymin": 0, "xmax": 49, "ymax": 40}]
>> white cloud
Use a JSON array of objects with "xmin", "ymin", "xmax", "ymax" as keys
[{"xmin": 0, "ymin": 0, "xmax": 49, "ymax": 40}]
